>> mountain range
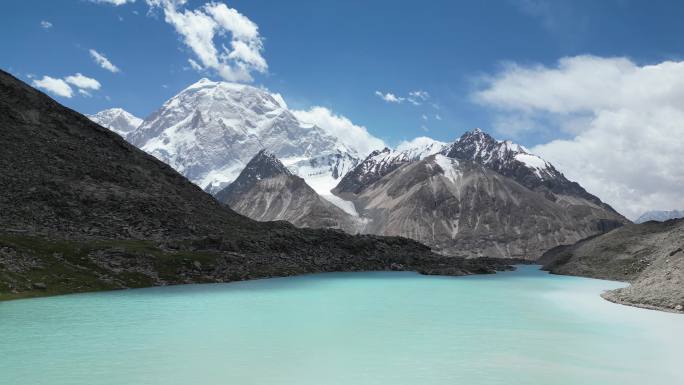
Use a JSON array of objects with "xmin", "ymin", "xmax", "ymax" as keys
[
  {"xmin": 635, "ymin": 210, "xmax": 684, "ymax": 224},
  {"xmin": 119, "ymin": 78, "xmax": 364, "ymax": 198},
  {"xmin": 90, "ymin": 79, "xmax": 627, "ymax": 260},
  {"xmin": 2, "ymin": 70, "xmax": 681, "ymax": 312},
  {"xmin": 0, "ymin": 70, "xmax": 515, "ymax": 300},
  {"xmin": 217, "ymin": 131, "xmax": 626, "ymax": 259}
]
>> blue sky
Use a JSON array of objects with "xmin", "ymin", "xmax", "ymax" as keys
[
  {"xmin": 2, "ymin": 0, "xmax": 684, "ymax": 217},
  {"xmin": 2, "ymin": 0, "xmax": 681, "ymax": 145}
]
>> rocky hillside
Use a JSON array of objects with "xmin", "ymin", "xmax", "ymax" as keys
[
  {"xmin": 353, "ymin": 154, "xmax": 626, "ymax": 259},
  {"xmin": 216, "ymin": 150, "xmax": 359, "ymax": 232},
  {"xmin": 327, "ymin": 129, "xmax": 628, "ymax": 259},
  {"xmin": 442, "ymin": 129, "xmax": 621, "ymax": 214},
  {"xmin": 333, "ymin": 138, "xmax": 446, "ymax": 197},
  {"xmin": 0, "ymin": 69, "xmax": 514, "ymax": 300},
  {"xmin": 539, "ymin": 219, "xmax": 684, "ymax": 313}
]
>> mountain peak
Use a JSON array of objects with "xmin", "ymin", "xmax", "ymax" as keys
[
  {"xmin": 126, "ymin": 77, "xmax": 352, "ymax": 191},
  {"xmin": 87, "ymin": 108, "xmax": 143, "ymax": 137},
  {"xmin": 458, "ymin": 127, "xmax": 497, "ymax": 144},
  {"xmin": 250, "ymin": 149, "xmax": 293, "ymax": 176},
  {"xmin": 215, "ymin": 150, "xmax": 293, "ymax": 202}
]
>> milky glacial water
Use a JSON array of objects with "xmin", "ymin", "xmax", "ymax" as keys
[{"xmin": 1, "ymin": 266, "xmax": 682, "ymax": 385}]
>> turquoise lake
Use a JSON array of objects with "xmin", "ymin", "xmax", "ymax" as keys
[{"xmin": 1, "ymin": 266, "xmax": 682, "ymax": 385}]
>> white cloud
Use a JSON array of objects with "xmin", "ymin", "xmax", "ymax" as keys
[
  {"xmin": 188, "ymin": 58, "xmax": 202, "ymax": 71},
  {"xmin": 474, "ymin": 55, "xmax": 684, "ymax": 219},
  {"xmin": 32, "ymin": 76, "xmax": 73, "ymax": 98},
  {"xmin": 79, "ymin": 89, "xmax": 92, "ymax": 97},
  {"xmin": 147, "ymin": 0, "xmax": 266, "ymax": 83},
  {"xmin": 90, "ymin": 0, "xmax": 136, "ymax": 5},
  {"xmin": 204, "ymin": 2, "xmax": 258, "ymax": 41},
  {"xmin": 89, "ymin": 49, "xmax": 120, "ymax": 73},
  {"xmin": 375, "ymin": 89, "xmax": 431, "ymax": 105},
  {"xmin": 421, "ymin": 114, "xmax": 428, "ymax": 121},
  {"xmin": 40, "ymin": 21, "xmax": 52, "ymax": 29},
  {"xmin": 64, "ymin": 73, "xmax": 101, "ymax": 90},
  {"xmin": 292, "ymin": 106, "xmax": 386, "ymax": 156},
  {"xmin": 435, "ymin": 114, "xmax": 442, "ymax": 120},
  {"xmin": 375, "ymin": 90, "xmax": 404, "ymax": 103},
  {"xmin": 408, "ymin": 90, "xmax": 430, "ymax": 105}
]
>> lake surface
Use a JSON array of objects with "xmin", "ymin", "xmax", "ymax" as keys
[{"xmin": 1, "ymin": 266, "xmax": 682, "ymax": 385}]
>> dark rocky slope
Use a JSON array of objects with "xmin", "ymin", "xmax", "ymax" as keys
[
  {"xmin": 539, "ymin": 219, "xmax": 684, "ymax": 313},
  {"xmin": 216, "ymin": 150, "xmax": 359, "ymax": 232},
  {"xmin": 0, "ymin": 70, "xmax": 515, "ymax": 300}
]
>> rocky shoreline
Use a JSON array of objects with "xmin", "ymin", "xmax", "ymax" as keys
[
  {"xmin": 0, "ymin": 233, "xmax": 525, "ymax": 302},
  {"xmin": 601, "ymin": 291, "xmax": 684, "ymax": 314},
  {"xmin": 540, "ymin": 219, "xmax": 684, "ymax": 314}
]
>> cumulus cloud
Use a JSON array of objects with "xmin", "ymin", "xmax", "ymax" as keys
[
  {"xmin": 89, "ymin": 49, "xmax": 120, "ymax": 73},
  {"xmin": 64, "ymin": 73, "xmax": 101, "ymax": 90},
  {"xmin": 375, "ymin": 91, "xmax": 404, "ymax": 103},
  {"xmin": 32, "ymin": 73, "xmax": 102, "ymax": 98},
  {"xmin": 292, "ymin": 106, "xmax": 386, "ymax": 156},
  {"xmin": 147, "ymin": 0, "xmax": 266, "ymax": 82},
  {"xmin": 40, "ymin": 21, "xmax": 52, "ymax": 29},
  {"xmin": 474, "ymin": 55, "xmax": 684, "ymax": 219},
  {"xmin": 32, "ymin": 76, "xmax": 73, "ymax": 98}
]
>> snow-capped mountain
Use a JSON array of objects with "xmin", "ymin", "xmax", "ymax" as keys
[
  {"xmin": 323, "ymin": 128, "xmax": 628, "ymax": 258},
  {"xmin": 635, "ymin": 210, "xmax": 684, "ymax": 223},
  {"xmin": 126, "ymin": 78, "xmax": 361, "ymax": 195},
  {"xmin": 441, "ymin": 128, "xmax": 615, "ymax": 211},
  {"xmin": 216, "ymin": 150, "xmax": 359, "ymax": 232},
  {"xmin": 334, "ymin": 137, "xmax": 447, "ymax": 196},
  {"xmin": 87, "ymin": 108, "xmax": 142, "ymax": 137}
]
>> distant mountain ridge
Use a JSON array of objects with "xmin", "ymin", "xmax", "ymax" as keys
[
  {"xmin": 333, "ymin": 137, "xmax": 447, "ymax": 197},
  {"xmin": 442, "ymin": 129, "xmax": 618, "ymax": 213},
  {"xmin": 216, "ymin": 150, "xmax": 359, "ymax": 232},
  {"xmin": 87, "ymin": 79, "xmax": 628, "ymax": 259},
  {"xmin": 87, "ymin": 108, "xmax": 142, "ymax": 137},
  {"xmin": 1, "ymin": 69, "xmax": 515, "ymax": 300},
  {"xmin": 636, "ymin": 210, "xmax": 684, "ymax": 224},
  {"xmin": 222, "ymin": 135, "xmax": 627, "ymax": 259}
]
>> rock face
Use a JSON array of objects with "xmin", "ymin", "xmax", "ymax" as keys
[
  {"xmin": 539, "ymin": 219, "xmax": 684, "ymax": 313},
  {"xmin": 442, "ymin": 129, "xmax": 620, "ymax": 213},
  {"xmin": 352, "ymin": 154, "xmax": 626, "ymax": 259},
  {"xmin": 635, "ymin": 210, "xmax": 684, "ymax": 224},
  {"xmin": 329, "ymin": 129, "xmax": 627, "ymax": 259},
  {"xmin": 216, "ymin": 151, "xmax": 359, "ymax": 232},
  {"xmin": 87, "ymin": 108, "xmax": 142, "ymax": 137},
  {"xmin": 333, "ymin": 138, "xmax": 446, "ymax": 197},
  {"xmin": 125, "ymin": 78, "xmax": 361, "ymax": 193},
  {"xmin": 0, "ymin": 69, "xmax": 513, "ymax": 300}
]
